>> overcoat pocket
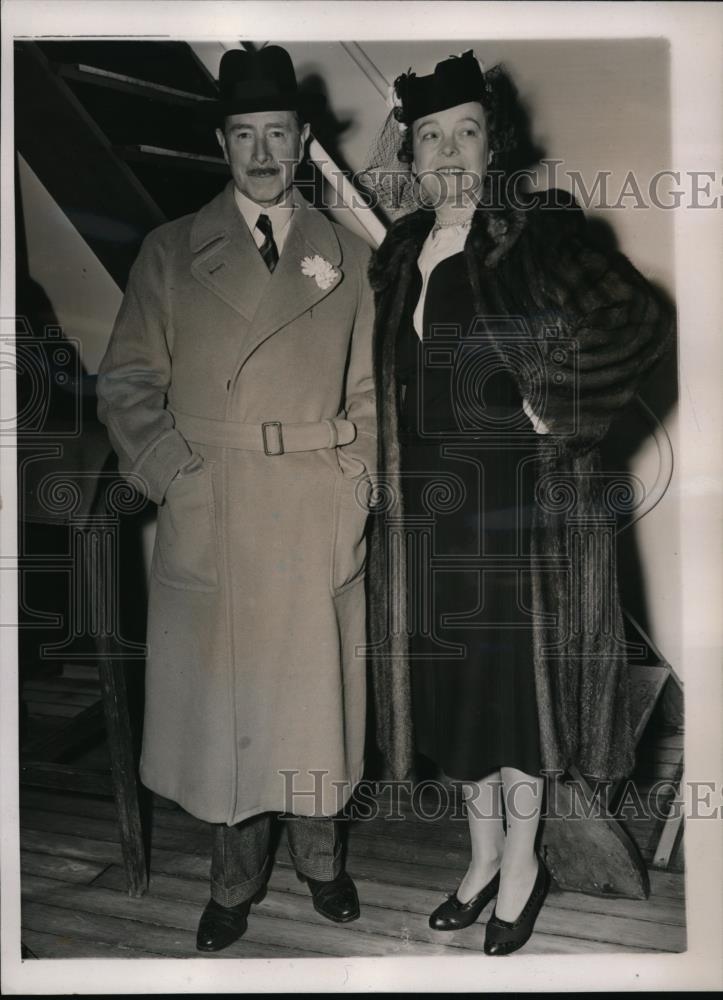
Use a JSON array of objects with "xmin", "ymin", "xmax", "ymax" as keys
[
  {"xmin": 152, "ymin": 462, "xmax": 219, "ymax": 591},
  {"xmin": 330, "ymin": 468, "xmax": 371, "ymax": 595}
]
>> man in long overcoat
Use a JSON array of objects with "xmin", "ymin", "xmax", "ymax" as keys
[{"xmin": 97, "ymin": 46, "xmax": 375, "ymax": 950}]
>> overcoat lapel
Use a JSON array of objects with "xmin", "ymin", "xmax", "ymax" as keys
[
  {"xmin": 189, "ymin": 183, "xmax": 345, "ymax": 376},
  {"xmin": 190, "ymin": 181, "xmax": 272, "ymax": 323},
  {"xmin": 243, "ymin": 193, "xmax": 343, "ymax": 362}
]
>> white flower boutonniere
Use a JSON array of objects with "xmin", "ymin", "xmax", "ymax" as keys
[{"xmin": 300, "ymin": 255, "xmax": 339, "ymax": 290}]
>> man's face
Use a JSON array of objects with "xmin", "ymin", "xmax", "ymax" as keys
[{"xmin": 216, "ymin": 110, "xmax": 310, "ymax": 205}]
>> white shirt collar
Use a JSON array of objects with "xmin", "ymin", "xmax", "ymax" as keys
[
  {"xmin": 412, "ymin": 222, "xmax": 471, "ymax": 340},
  {"xmin": 233, "ymin": 186, "xmax": 295, "ymax": 246}
]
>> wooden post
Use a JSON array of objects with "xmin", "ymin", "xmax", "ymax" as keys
[
  {"xmin": 97, "ymin": 659, "xmax": 148, "ymax": 897},
  {"xmin": 84, "ymin": 486, "xmax": 148, "ymax": 897}
]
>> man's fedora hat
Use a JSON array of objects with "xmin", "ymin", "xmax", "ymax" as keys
[{"xmin": 217, "ymin": 45, "xmax": 300, "ymax": 120}]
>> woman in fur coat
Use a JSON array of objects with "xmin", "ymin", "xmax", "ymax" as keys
[{"xmin": 365, "ymin": 51, "xmax": 673, "ymax": 954}]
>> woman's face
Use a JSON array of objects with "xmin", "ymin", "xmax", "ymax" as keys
[{"xmin": 411, "ymin": 100, "xmax": 489, "ymax": 208}]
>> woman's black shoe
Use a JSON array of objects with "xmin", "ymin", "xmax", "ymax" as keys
[
  {"xmin": 483, "ymin": 857, "xmax": 550, "ymax": 956},
  {"xmin": 429, "ymin": 869, "xmax": 500, "ymax": 931}
]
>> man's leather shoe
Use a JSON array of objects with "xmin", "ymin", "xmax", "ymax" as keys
[
  {"xmin": 429, "ymin": 869, "xmax": 500, "ymax": 931},
  {"xmin": 196, "ymin": 887, "xmax": 265, "ymax": 952},
  {"xmin": 298, "ymin": 870, "xmax": 360, "ymax": 923}
]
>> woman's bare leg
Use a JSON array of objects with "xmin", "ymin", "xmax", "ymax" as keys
[
  {"xmin": 456, "ymin": 771, "xmax": 506, "ymax": 902},
  {"xmin": 495, "ymin": 766, "xmax": 543, "ymax": 921}
]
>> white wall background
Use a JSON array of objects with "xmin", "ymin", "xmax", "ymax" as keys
[{"xmin": 18, "ymin": 38, "xmax": 680, "ymax": 671}]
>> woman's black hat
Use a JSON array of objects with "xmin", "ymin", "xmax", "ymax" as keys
[
  {"xmin": 394, "ymin": 50, "xmax": 486, "ymax": 126},
  {"xmin": 217, "ymin": 45, "xmax": 299, "ymax": 119}
]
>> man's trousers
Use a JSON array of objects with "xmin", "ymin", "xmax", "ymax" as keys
[{"xmin": 210, "ymin": 812, "xmax": 342, "ymax": 907}]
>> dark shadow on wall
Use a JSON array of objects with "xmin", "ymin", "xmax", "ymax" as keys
[{"xmin": 294, "ymin": 70, "xmax": 357, "ymax": 212}]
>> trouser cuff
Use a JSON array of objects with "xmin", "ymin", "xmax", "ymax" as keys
[
  {"xmin": 288, "ymin": 841, "xmax": 343, "ymax": 881},
  {"xmin": 210, "ymin": 856, "xmax": 271, "ymax": 907}
]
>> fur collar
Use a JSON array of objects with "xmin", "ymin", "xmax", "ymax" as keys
[{"xmin": 369, "ymin": 196, "xmax": 528, "ymax": 293}]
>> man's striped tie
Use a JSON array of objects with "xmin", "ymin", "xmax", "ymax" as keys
[{"xmin": 255, "ymin": 213, "xmax": 279, "ymax": 273}]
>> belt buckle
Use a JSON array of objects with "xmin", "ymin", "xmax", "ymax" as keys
[{"xmin": 262, "ymin": 421, "xmax": 284, "ymax": 456}]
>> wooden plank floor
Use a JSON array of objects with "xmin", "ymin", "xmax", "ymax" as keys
[{"xmin": 18, "ymin": 671, "xmax": 687, "ymax": 959}]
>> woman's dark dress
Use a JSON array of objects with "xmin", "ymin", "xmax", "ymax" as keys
[{"xmin": 397, "ymin": 250, "xmax": 542, "ymax": 780}]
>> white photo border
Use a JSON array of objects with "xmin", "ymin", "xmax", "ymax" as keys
[{"xmin": 2, "ymin": 1, "xmax": 722, "ymax": 993}]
